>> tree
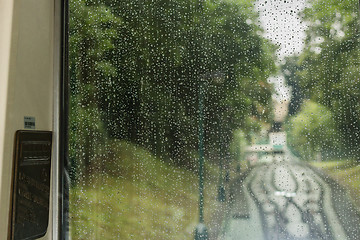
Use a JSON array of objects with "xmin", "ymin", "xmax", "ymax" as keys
[
  {"xmin": 68, "ymin": 0, "xmax": 277, "ymax": 174},
  {"xmin": 282, "ymin": 56, "xmax": 306, "ymax": 116},
  {"xmin": 286, "ymin": 101, "xmax": 341, "ymax": 160},
  {"xmin": 297, "ymin": 0, "xmax": 360, "ymax": 157},
  {"xmin": 68, "ymin": 0, "xmax": 120, "ymax": 180}
]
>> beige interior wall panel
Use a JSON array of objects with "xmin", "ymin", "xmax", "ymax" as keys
[
  {"xmin": 0, "ymin": 0, "xmax": 14, "ymax": 183},
  {"xmin": 0, "ymin": 0, "xmax": 15, "ymax": 236},
  {"xmin": 0, "ymin": 0, "xmax": 56, "ymax": 238}
]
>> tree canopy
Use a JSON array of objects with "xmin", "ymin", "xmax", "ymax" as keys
[
  {"xmin": 69, "ymin": 0, "xmax": 277, "ymax": 177},
  {"xmin": 284, "ymin": 0, "xmax": 360, "ymax": 159}
]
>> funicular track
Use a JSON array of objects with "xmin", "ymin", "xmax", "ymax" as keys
[
  {"xmin": 218, "ymin": 159, "xmax": 360, "ymax": 240},
  {"xmin": 247, "ymin": 162, "xmax": 334, "ymax": 240}
]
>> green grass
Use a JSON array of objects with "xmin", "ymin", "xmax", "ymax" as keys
[
  {"xmin": 311, "ymin": 159, "xmax": 360, "ymax": 209},
  {"xmin": 69, "ymin": 140, "xmax": 224, "ymax": 239}
]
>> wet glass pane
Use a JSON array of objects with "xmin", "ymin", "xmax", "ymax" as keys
[{"xmin": 68, "ymin": 0, "xmax": 360, "ymax": 239}]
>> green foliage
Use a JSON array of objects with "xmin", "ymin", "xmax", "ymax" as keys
[
  {"xmin": 69, "ymin": 0, "xmax": 277, "ymax": 176},
  {"xmin": 286, "ymin": 101, "xmax": 341, "ymax": 160},
  {"xmin": 297, "ymin": 0, "xmax": 360, "ymax": 156},
  {"xmin": 282, "ymin": 56, "xmax": 306, "ymax": 116},
  {"xmin": 311, "ymin": 159, "xmax": 360, "ymax": 208},
  {"xmin": 69, "ymin": 0, "xmax": 120, "ymax": 179},
  {"xmin": 230, "ymin": 129, "xmax": 246, "ymax": 163},
  {"xmin": 70, "ymin": 140, "xmax": 221, "ymax": 239}
]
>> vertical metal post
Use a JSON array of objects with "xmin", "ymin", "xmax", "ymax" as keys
[
  {"xmin": 198, "ymin": 80, "xmax": 205, "ymax": 223},
  {"xmin": 217, "ymin": 141, "xmax": 225, "ymax": 202},
  {"xmin": 53, "ymin": 0, "xmax": 64, "ymax": 239},
  {"xmin": 55, "ymin": 0, "xmax": 69, "ymax": 238},
  {"xmin": 196, "ymin": 3, "xmax": 205, "ymax": 224},
  {"xmin": 195, "ymin": 79, "xmax": 208, "ymax": 240}
]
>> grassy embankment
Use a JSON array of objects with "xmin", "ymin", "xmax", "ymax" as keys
[
  {"xmin": 69, "ymin": 140, "xmax": 235, "ymax": 239},
  {"xmin": 311, "ymin": 159, "xmax": 360, "ymax": 209}
]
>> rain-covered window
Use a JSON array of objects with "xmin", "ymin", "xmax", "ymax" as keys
[{"xmin": 68, "ymin": 0, "xmax": 360, "ymax": 239}]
